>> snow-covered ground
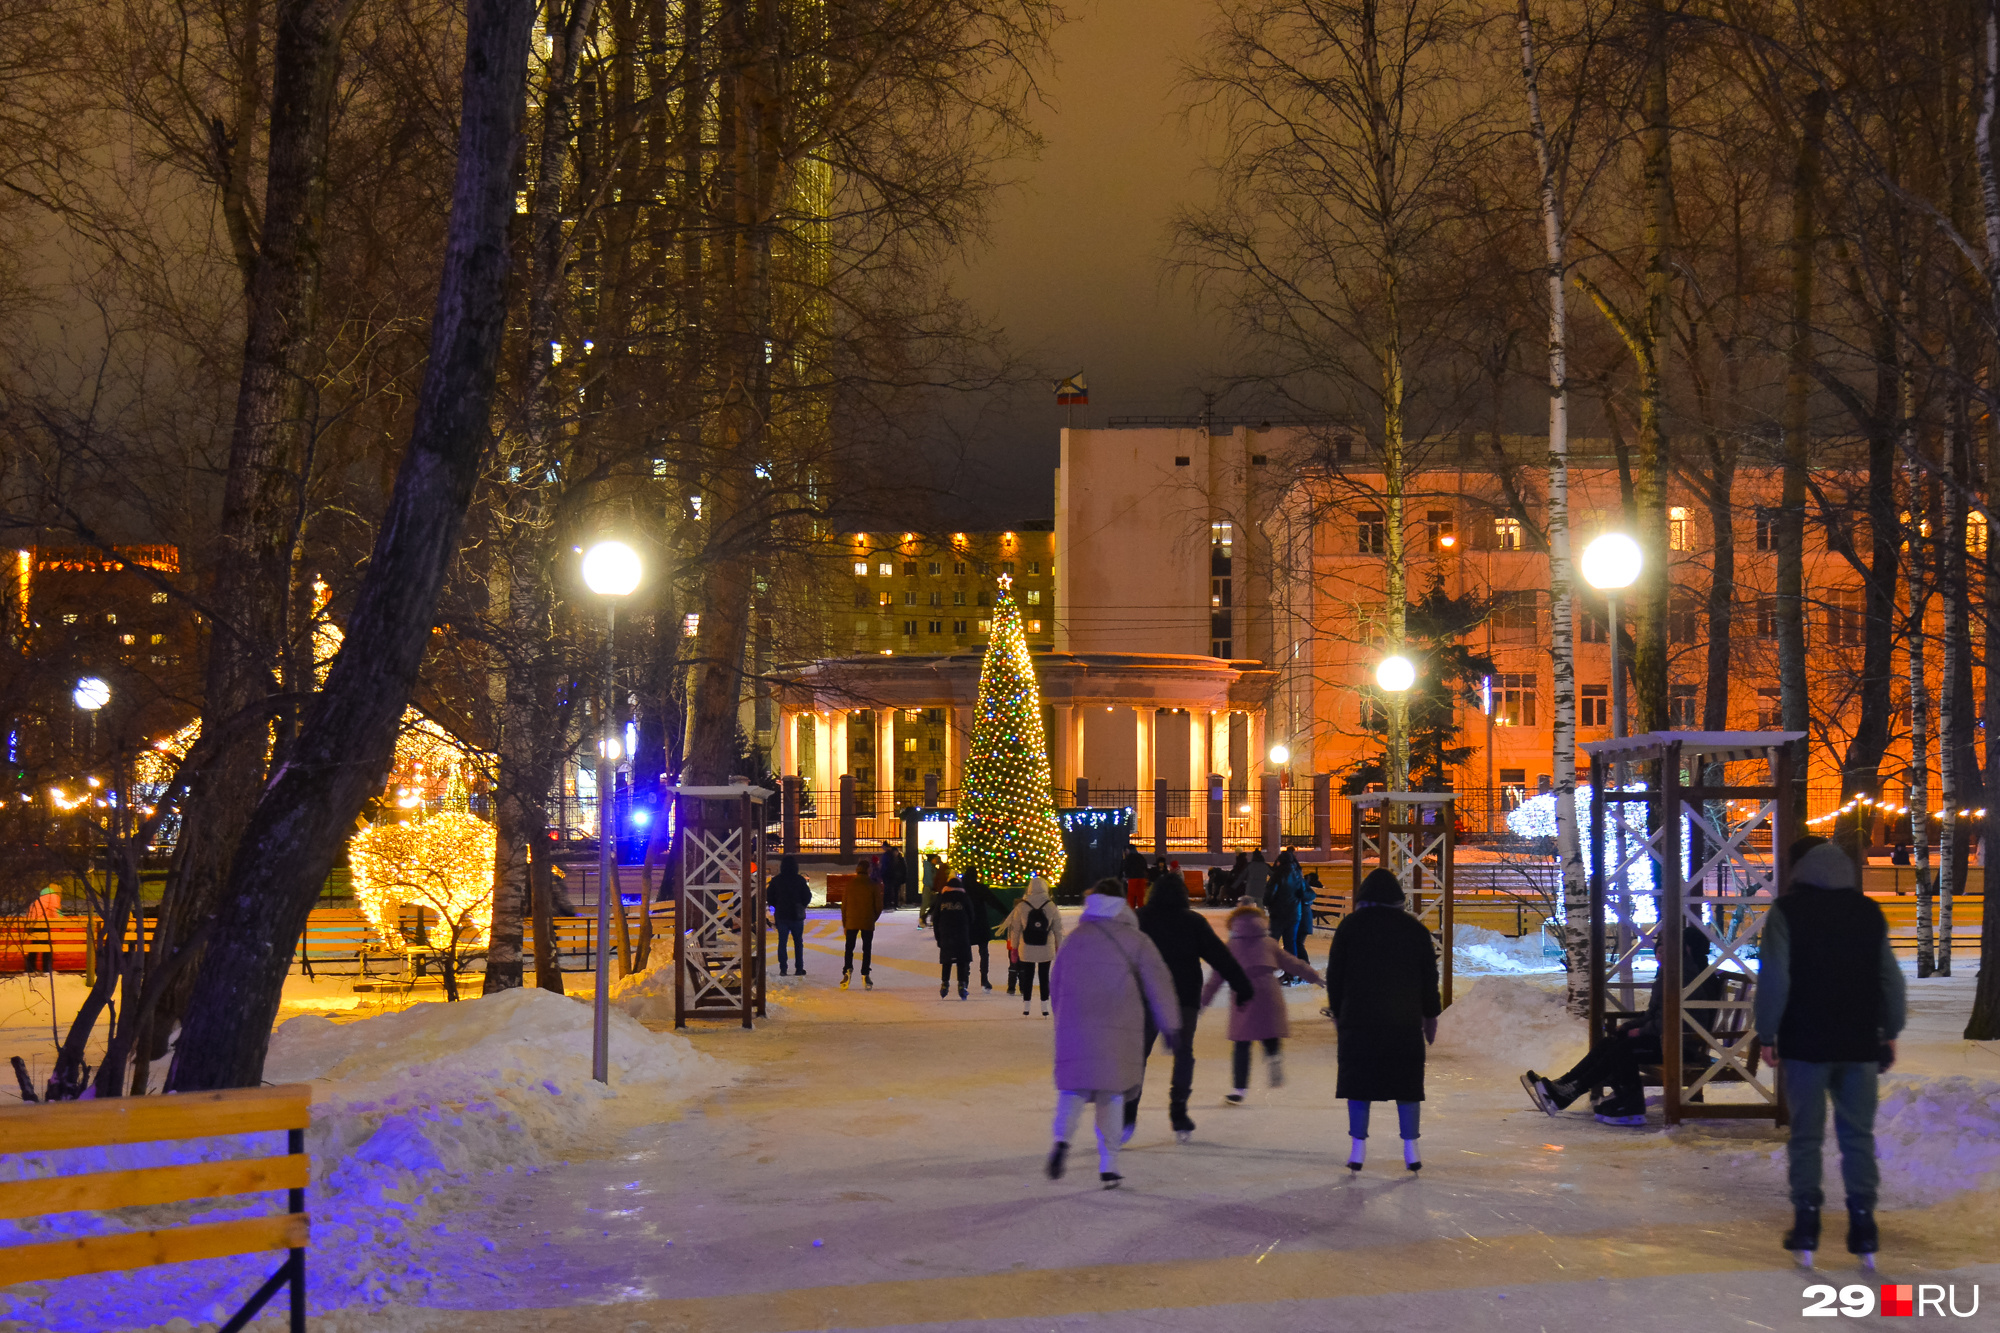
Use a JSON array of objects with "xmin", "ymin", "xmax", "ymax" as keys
[{"xmin": 2, "ymin": 908, "xmax": 1997, "ymax": 1333}]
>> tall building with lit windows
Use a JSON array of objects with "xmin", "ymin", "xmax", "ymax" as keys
[{"xmin": 828, "ymin": 526, "xmax": 1057, "ymax": 658}]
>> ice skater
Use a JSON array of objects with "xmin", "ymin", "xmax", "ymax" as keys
[
  {"xmin": 1201, "ymin": 902, "xmax": 1321, "ymax": 1105},
  {"xmin": 840, "ymin": 858, "xmax": 881, "ymax": 990},
  {"xmin": 932, "ymin": 875, "xmax": 974, "ymax": 998},
  {"xmin": 1756, "ymin": 840, "xmax": 1905, "ymax": 1269},
  {"xmin": 1130, "ymin": 872, "xmax": 1253, "ymax": 1140},
  {"xmin": 1001, "ymin": 875, "xmax": 1064, "ymax": 1015},
  {"xmin": 1047, "ymin": 877, "xmax": 1180, "ymax": 1189},
  {"xmin": 1324, "ymin": 869, "xmax": 1439, "ymax": 1173},
  {"xmin": 767, "ymin": 855, "xmax": 812, "ymax": 976},
  {"xmin": 963, "ymin": 867, "xmax": 1007, "ymax": 991}
]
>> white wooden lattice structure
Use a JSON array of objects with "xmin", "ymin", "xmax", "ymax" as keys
[
  {"xmin": 1350, "ymin": 792, "xmax": 1457, "ymax": 1006},
  {"xmin": 670, "ymin": 784, "xmax": 772, "ymax": 1029},
  {"xmin": 1583, "ymin": 731, "xmax": 1802, "ymax": 1125}
]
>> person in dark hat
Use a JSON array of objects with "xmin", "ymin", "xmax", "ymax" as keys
[
  {"xmin": 1324, "ymin": 869, "xmax": 1440, "ymax": 1172},
  {"xmin": 1756, "ymin": 839, "xmax": 1905, "ymax": 1267}
]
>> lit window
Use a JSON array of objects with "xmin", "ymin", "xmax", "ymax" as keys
[
  {"xmin": 62, "ymin": 614, "xmax": 77, "ymax": 625},
  {"xmin": 1026, "ymin": 590, "xmax": 1041, "ymax": 605},
  {"xmin": 1426, "ymin": 510, "xmax": 1455, "ymax": 552},
  {"xmin": 1969, "ymin": 511, "xmax": 1989, "ymax": 557},
  {"xmin": 150, "ymin": 592, "xmax": 168, "ymax": 604},
  {"xmin": 683, "ymin": 613, "xmax": 700, "ymax": 636},
  {"xmin": 105, "ymin": 614, "xmax": 117, "ymax": 625},
  {"xmin": 904, "ymin": 737, "xmax": 918, "ymax": 751},
  {"xmin": 879, "ymin": 592, "xmax": 891, "ymax": 608},
  {"xmin": 1580, "ymin": 684, "xmax": 1608, "ymax": 728},
  {"xmin": 853, "ymin": 561, "xmax": 868, "ymax": 575},
  {"xmin": 120, "ymin": 634, "xmax": 135, "ymax": 645},
  {"xmin": 1494, "ymin": 516, "xmax": 1523, "ymax": 551},
  {"xmin": 1358, "ymin": 510, "xmax": 1385, "ymax": 555},
  {"xmin": 1029, "ymin": 619, "xmax": 1043, "ymax": 633},
  {"xmin": 150, "ymin": 634, "xmax": 164, "ymax": 645},
  {"xmin": 978, "ymin": 619, "xmax": 991, "ymax": 633},
  {"xmin": 1668, "ymin": 506, "xmax": 1693, "ymax": 551},
  {"xmin": 878, "ymin": 562, "xmax": 893, "ymax": 577}
]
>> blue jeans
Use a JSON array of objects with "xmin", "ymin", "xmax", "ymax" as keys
[
  {"xmin": 1348, "ymin": 1100, "xmax": 1421, "ymax": 1140},
  {"xmin": 775, "ymin": 920, "xmax": 804, "ymax": 971},
  {"xmin": 1782, "ymin": 1059, "xmax": 1879, "ymax": 1209}
]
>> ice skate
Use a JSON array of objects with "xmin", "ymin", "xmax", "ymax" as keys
[
  {"xmin": 1346, "ymin": 1137, "xmax": 1365, "ymax": 1173},
  {"xmin": 1267, "ymin": 1053, "xmax": 1285, "ymax": 1088},
  {"xmin": 839, "ymin": 972, "xmax": 850, "ymax": 990},
  {"xmin": 1046, "ymin": 1141, "xmax": 1069, "ymax": 1180},
  {"xmin": 863, "ymin": 974, "xmax": 874, "ymax": 990},
  {"xmin": 1784, "ymin": 1204, "xmax": 1821, "ymax": 1268},
  {"xmin": 1403, "ymin": 1139, "xmax": 1421, "ymax": 1172},
  {"xmin": 1592, "ymin": 1090, "xmax": 1646, "ymax": 1127},
  {"xmin": 1041, "ymin": 1004, "xmax": 1050, "ymax": 1017},
  {"xmin": 1120, "ymin": 1122, "xmax": 1135, "ymax": 1146},
  {"xmin": 1520, "ymin": 1071, "xmax": 1562, "ymax": 1116},
  {"xmin": 1023, "ymin": 1001, "xmax": 1030, "ymax": 1015},
  {"xmin": 939, "ymin": 983, "xmax": 948, "ymax": 998},
  {"xmin": 1846, "ymin": 1207, "xmax": 1878, "ymax": 1268},
  {"xmin": 1170, "ymin": 1106, "xmax": 1195, "ymax": 1144},
  {"xmin": 959, "ymin": 986, "xmax": 969, "ymax": 1000},
  {"xmin": 1224, "ymin": 1090, "xmax": 1246, "ymax": 1106},
  {"xmin": 1100, "ymin": 1172, "xmax": 1122, "ymax": 1189}
]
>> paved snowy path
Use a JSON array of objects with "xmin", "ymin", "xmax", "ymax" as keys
[{"xmin": 336, "ymin": 911, "xmax": 1999, "ymax": 1333}]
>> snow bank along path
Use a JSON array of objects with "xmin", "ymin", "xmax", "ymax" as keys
[
  {"xmin": 1439, "ymin": 974, "xmax": 2000, "ymax": 1208},
  {"xmin": 0, "ymin": 986, "xmax": 716, "ymax": 1329}
]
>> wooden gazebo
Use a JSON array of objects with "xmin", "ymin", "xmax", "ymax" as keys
[
  {"xmin": 1350, "ymin": 792, "xmax": 1457, "ymax": 1005},
  {"xmin": 668, "ymin": 783, "xmax": 772, "ymax": 1030},
  {"xmin": 1582, "ymin": 731, "xmax": 1802, "ymax": 1125}
]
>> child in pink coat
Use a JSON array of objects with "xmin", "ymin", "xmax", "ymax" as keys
[{"xmin": 1201, "ymin": 902, "xmax": 1323, "ymax": 1102}]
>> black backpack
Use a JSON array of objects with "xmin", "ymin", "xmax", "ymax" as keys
[{"xmin": 1022, "ymin": 902, "xmax": 1051, "ymax": 948}]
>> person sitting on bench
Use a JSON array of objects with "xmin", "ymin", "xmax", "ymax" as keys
[{"xmin": 1520, "ymin": 928, "xmax": 1719, "ymax": 1126}]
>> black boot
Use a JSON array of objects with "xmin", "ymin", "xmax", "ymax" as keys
[
  {"xmin": 1846, "ymin": 1205, "xmax": 1879, "ymax": 1257},
  {"xmin": 1170, "ymin": 1104, "xmax": 1196, "ymax": 1140},
  {"xmin": 1783, "ymin": 1204, "xmax": 1822, "ymax": 1255}
]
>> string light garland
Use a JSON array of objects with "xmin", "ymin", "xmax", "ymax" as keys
[
  {"xmin": 349, "ymin": 802, "xmax": 496, "ymax": 951},
  {"xmin": 950, "ymin": 576, "xmax": 1066, "ymax": 886}
]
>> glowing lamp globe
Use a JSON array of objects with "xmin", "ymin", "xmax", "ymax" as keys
[
  {"xmin": 1268, "ymin": 743, "xmax": 1291, "ymax": 766},
  {"xmin": 581, "ymin": 541, "xmax": 642, "ymax": 597},
  {"xmin": 73, "ymin": 678, "xmax": 110, "ymax": 712},
  {"xmin": 1581, "ymin": 533, "xmax": 1643, "ymax": 592},
  {"xmin": 1376, "ymin": 656, "xmax": 1416, "ymax": 693}
]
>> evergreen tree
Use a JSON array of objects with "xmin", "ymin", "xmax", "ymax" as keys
[
  {"xmin": 951, "ymin": 577, "xmax": 1066, "ymax": 886},
  {"xmin": 1344, "ymin": 579, "xmax": 1497, "ymax": 793}
]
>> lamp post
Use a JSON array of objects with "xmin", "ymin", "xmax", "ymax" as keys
[
  {"xmin": 1580, "ymin": 534, "xmax": 1643, "ymax": 740},
  {"xmin": 1376, "ymin": 655, "xmax": 1416, "ymax": 791},
  {"xmin": 581, "ymin": 540, "xmax": 641, "ymax": 1083}
]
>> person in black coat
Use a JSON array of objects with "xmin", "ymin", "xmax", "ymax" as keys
[
  {"xmin": 767, "ymin": 855, "xmax": 813, "ymax": 976},
  {"xmin": 1266, "ymin": 851, "xmax": 1302, "ymax": 977},
  {"xmin": 1127, "ymin": 875, "xmax": 1255, "ymax": 1139},
  {"xmin": 1325, "ymin": 869, "xmax": 1441, "ymax": 1173},
  {"xmin": 963, "ymin": 867, "xmax": 1007, "ymax": 991},
  {"xmin": 932, "ymin": 881, "xmax": 975, "ymax": 999},
  {"xmin": 878, "ymin": 841, "xmax": 907, "ymax": 912}
]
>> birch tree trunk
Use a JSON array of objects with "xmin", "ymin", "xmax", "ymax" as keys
[
  {"xmin": 1910, "ymin": 501, "xmax": 1935, "ymax": 978},
  {"xmin": 1968, "ymin": 0, "xmax": 2000, "ymax": 1038},
  {"xmin": 1629, "ymin": 0, "xmax": 1673, "ymax": 734},
  {"xmin": 1777, "ymin": 88, "xmax": 1826, "ymax": 831},
  {"xmin": 170, "ymin": 0, "xmax": 539, "ymax": 1088},
  {"xmin": 1518, "ymin": 0, "xmax": 1586, "ymax": 1009}
]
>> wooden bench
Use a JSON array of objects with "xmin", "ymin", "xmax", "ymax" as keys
[{"xmin": 0, "ymin": 1084, "xmax": 312, "ymax": 1331}]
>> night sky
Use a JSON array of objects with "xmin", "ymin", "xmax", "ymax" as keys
[{"xmin": 945, "ymin": 0, "xmax": 1235, "ymax": 527}]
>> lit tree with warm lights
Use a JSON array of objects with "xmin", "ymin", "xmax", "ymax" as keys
[{"xmin": 951, "ymin": 577, "xmax": 1066, "ymax": 887}]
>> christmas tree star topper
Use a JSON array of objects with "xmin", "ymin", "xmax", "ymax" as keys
[{"xmin": 996, "ymin": 572, "xmax": 1012, "ymax": 589}]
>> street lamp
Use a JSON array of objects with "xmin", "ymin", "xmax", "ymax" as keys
[
  {"xmin": 582, "ymin": 540, "xmax": 640, "ymax": 1084},
  {"xmin": 1580, "ymin": 533, "xmax": 1642, "ymax": 740},
  {"xmin": 1268, "ymin": 743, "xmax": 1290, "ymax": 767},
  {"xmin": 1376, "ymin": 655, "xmax": 1415, "ymax": 791}
]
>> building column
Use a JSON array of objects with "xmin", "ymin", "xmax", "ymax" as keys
[
  {"xmin": 1052, "ymin": 704, "xmax": 1075, "ymax": 797},
  {"xmin": 777, "ymin": 708, "xmax": 798, "ymax": 779},
  {"xmin": 875, "ymin": 708, "xmax": 897, "ymax": 822},
  {"xmin": 831, "ymin": 711, "xmax": 851, "ymax": 782},
  {"xmin": 1187, "ymin": 708, "xmax": 1210, "ymax": 795},
  {"xmin": 1213, "ymin": 711, "xmax": 1232, "ymax": 785},
  {"xmin": 1070, "ymin": 706, "xmax": 1087, "ymax": 791},
  {"xmin": 1249, "ymin": 710, "xmax": 1268, "ymax": 783},
  {"xmin": 1134, "ymin": 706, "xmax": 1157, "ymax": 789},
  {"xmin": 809, "ymin": 713, "xmax": 830, "ymax": 795}
]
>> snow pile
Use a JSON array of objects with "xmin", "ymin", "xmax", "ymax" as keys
[
  {"xmin": 608, "ymin": 947, "xmax": 678, "ymax": 1024},
  {"xmin": 1867, "ymin": 1076, "xmax": 2000, "ymax": 1205},
  {"xmin": 0, "ymin": 986, "xmax": 717, "ymax": 1328},
  {"xmin": 1454, "ymin": 923, "xmax": 1560, "ymax": 975},
  {"xmin": 1434, "ymin": 974, "xmax": 1586, "ymax": 1071}
]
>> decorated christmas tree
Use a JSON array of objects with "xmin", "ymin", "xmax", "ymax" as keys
[{"xmin": 951, "ymin": 576, "xmax": 1067, "ymax": 886}]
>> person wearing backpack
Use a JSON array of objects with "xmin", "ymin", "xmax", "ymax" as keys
[{"xmin": 1003, "ymin": 876, "xmax": 1065, "ymax": 1015}]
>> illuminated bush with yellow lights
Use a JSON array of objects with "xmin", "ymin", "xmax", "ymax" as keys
[
  {"xmin": 950, "ymin": 578, "xmax": 1066, "ymax": 886},
  {"xmin": 349, "ymin": 811, "xmax": 497, "ymax": 952}
]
